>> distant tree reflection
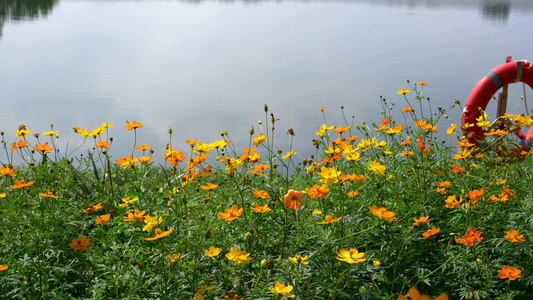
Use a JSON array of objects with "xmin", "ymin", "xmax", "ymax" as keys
[
  {"xmin": 0, "ymin": 0, "xmax": 58, "ymax": 38},
  {"xmin": 481, "ymin": 0, "xmax": 510, "ymax": 22}
]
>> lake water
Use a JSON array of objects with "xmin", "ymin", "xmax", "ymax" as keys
[{"xmin": 2, "ymin": 0, "xmax": 533, "ymax": 165}]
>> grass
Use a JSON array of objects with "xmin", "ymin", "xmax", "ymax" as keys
[{"xmin": 0, "ymin": 82, "xmax": 532, "ymax": 300}]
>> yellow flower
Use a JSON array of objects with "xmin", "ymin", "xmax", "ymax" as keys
[
  {"xmin": 102, "ymin": 123, "xmax": 113, "ymax": 128},
  {"xmin": 446, "ymin": 123, "xmax": 457, "ymax": 136},
  {"xmin": 0, "ymin": 193, "xmax": 6, "ymax": 198},
  {"xmin": 42, "ymin": 130, "xmax": 58, "ymax": 137},
  {"xmin": 204, "ymin": 246, "xmax": 221, "ymax": 260},
  {"xmin": 270, "ymin": 282, "xmax": 295, "ymax": 298},
  {"xmin": 193, "ymin": 143, "xmax": 214, "ymax": 155},
  {"xmin": 218, "ymin": 205, "xmax": 243, "ymax": 221},
  {"xmin": 15, "ymin": 128, "xmax": 32, "ymax": 137},
  {"xmin": 385, "ymin": 124, "xmax": 403, "ymax": 135},
  {"xmin": 225, "ymin": 247, "xmax": 252, "ymax": 264},
  {"xmin": 318, "ymin": 166, "xmax": 341, "ymax": 185},
  {"xmin": 195, "ymin": 284, "xmax": 215, "ymax": 293},
  {"xmin": 368, "ymin": 161, "xmax": 386, "ymax": 177},
  {"xmin": 210, "ymin": 139, "xmax": 229, "ymax": 149},
  {"xmin": 166, "ymin": 253, "xmax": 181, "ymax": 268},
  {"xmin": 312, "ymin": 209, "xmax": 322, "ymax": 214},
  {"xmin": 282, "ymin": 150, "xmax": 297, "ymax": 159},
  {"xmin": 118, "ymin": 197, "xmax": 139, "ymax": 207},
  {"xmin": 143, "ymin": 215, "xmax": 163, "ymax": 232},
  {"xmin": 335, "ymin": 248, "xmax": 366, "ymax": 264},
  {"xmin": 397, "ymin": 88, "xmax": 411, "ymax": 95},
  {"xmin": 373, "ymin": 260, "xmax": 381, "ymax": 266},
  {"xmin": 252, "ymin": 133, "xmax": 268, "ymax": 146},
  {"xmin": 288, "ymin": 254, "xmax": 309, "ymax": 265}
]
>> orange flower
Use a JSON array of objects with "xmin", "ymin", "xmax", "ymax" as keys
[
  {"xmin": 402, "ymin": 107, "xmax": 414, "ymax": 113},
  {"xmin": 347, "ymin": 191, "xmax": 359, "ymax": 197},
  {"xmin": 39, "ymin": 191, "xmax": 58, "ymax": 198},
  {"xmin": 95, "ymin": 214, "xmax": 111, "ymax": 225},
  {"xmin": 434, "ymin": 187, "xmax": 446, "ymax": 194},
  {"xmin": 248, "ymin": 163, "xmax": 268, "ymax": 175},
  {"xmin": 10, "ymin": 140, "xmax": 29, "ymax": 151},
  {"xmin": 346, "ymin": 135, "xmax": 358, "ymax": 142},
  {"xmin": 0, "ymin": 265, "xmax": 8, "ymax": 271},
  {"xmin": 250, "ymin": 202, "xmax": 271, "ymax": 213},
  {"xmin": 144, "ymin": 228, "xmax": 173, "ymax": 241},
  {"xmin": 224, "ymin": 292, "xmax": 245, "ymax": 300},
  {"xmin": 316, "ymin": 215, "xmax": 342, "ymax": 224},
  {"xmin": 94, "ymin": 141, "xmax": 110, "ymax": 149},
  {"xmin": 437, "ymin": 181, "xmax": 452, "ymax": 187},
  {"xmin": 123, "ymin": 209, "xmax": 146, "ymax": 221},
  {"xmin": 307, "ymin": 184, "xmax": 329, "ymax": 198},
  {"xmin": 412, "ymin": 216, "xmax": 430, "ymax": 227},
  {"xmin": 422, "ymin": 227, "xmax": 441, "ymax": 239},
  {"xmin": 417, "ymin": 81, "xmax": 428, "ymax": 86},
  {"xmin": 252, "ymin": 133, "xmax": 268, "ymax": 146},
  {"xmin": 498, "ymin": 265, "xmax": 521, "ymax": 280},
  {"xmin": 11, "ymin": 179, "xmax": 34, "ymax": 189},
  {"xmin": 445, "ymin": 195, "xmax": 462, "ymax": 209},
  {"xmin": 461, "ymin": 228, "xmax": 483, "ymax": 246},
  {"xmin": 218, "ymin": 205, "xmax": 243, "ymax": 221},
  {"xmin": 200, "ymin": 183, "xmax": 218, "ymax": 190},
  {"xmin": 369, "ymin": 206, "xmax": 398, "ymax": 221},
  {"xmin": 115, "ymin": 155, "xmax": 136, "ymax": 168},
  {"xmin": 450, "ymin": 164, "xmax": 465, "ymax": 174},
  {"xmin": 456, "ymin": 138, "xmax": 476, "ymax": 149},
  {"xmin": 69, "ymin": 236, "xmax": 91, "ymax": 251},
  {"xmin": 0, "ymin": 167, "xmax": 16, "ymax": 177},
  {"xmin": 467, "ymin": 188, "xmax": 485, "ymax": 203},
  {"xmin": 333, "ymin": 125, "xmax": 349, "ymax": 133},
  {"xmin": 125, "ymin": 120, "xmax": 144, "ymax": 130},
  {"xmin": 504, "ymin": 229, "xmax": 525, "ymax": 243},
  {"xmin": 399, "ymin": 287, "xmax": 448, "ymax": 300},
  {"xmin": 400, "ymin": 138, "xmax": 411, "ymax": 145},
  {"xmin": 283, "ymin": 189, "xmax": 303, "ymax": 210},
  {"xmin": 83, "ymin": 202, "xmax": 104, "ymax": 214},
  {"xmin": 135, "ymin": 144, "xmax": 152, "ymax": 151},
  {"xmin": 252, "ymin": 189, "xmax": 270, "ymax": 199},
  {"xmin": 34, "ymin": 142, "xmax": 53, "ymax": 153}
]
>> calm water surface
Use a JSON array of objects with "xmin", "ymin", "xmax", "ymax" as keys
[{"xmin": 2, "ymin": 0, "xmax": 533, "ymax": 165}]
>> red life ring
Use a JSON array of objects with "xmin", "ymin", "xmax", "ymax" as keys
[{"xmin": 461, "ymin": 60, "xmax": 533, "ymax": 152}]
